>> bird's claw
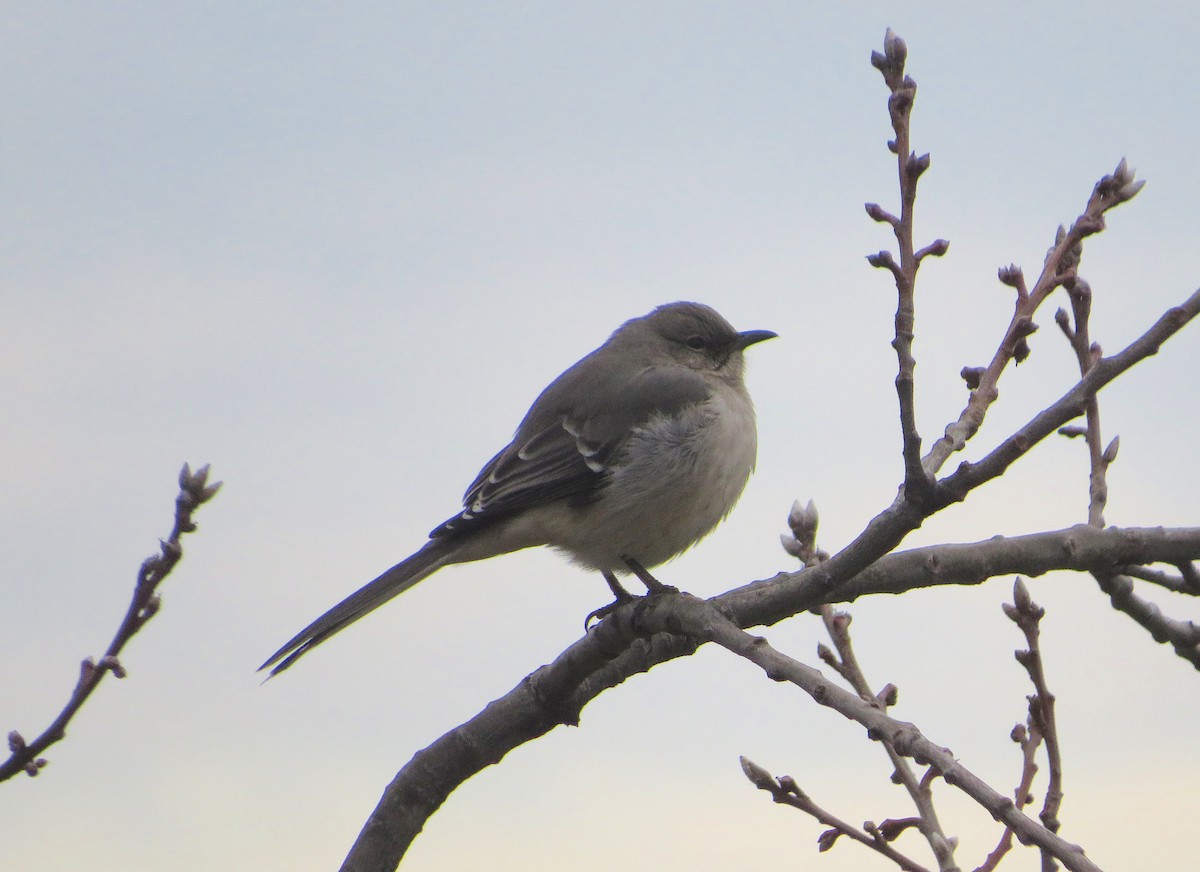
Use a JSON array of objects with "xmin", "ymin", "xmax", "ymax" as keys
[
  {"xmin": 584, "ymin": 594, "xmax": 632, "ymax": 630},
  {"xmin": 583, "ymin": 583, "xmax": 681, "ymax": 630}
]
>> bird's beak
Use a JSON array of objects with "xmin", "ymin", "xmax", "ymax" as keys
[{"xmin": 734, "ymin": 329, "xmax": 778, "ymax": 350}]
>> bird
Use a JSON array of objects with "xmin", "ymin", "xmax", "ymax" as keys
[{"xmin": 260, "ymin": 301, "xmax": 776, "ymax": 676}]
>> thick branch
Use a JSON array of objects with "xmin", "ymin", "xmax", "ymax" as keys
[
  {"xmin": 715, "ymin": 286, "xmax": 1200, "ymax": 643},
  {"xmin": 339, "ymin": 525, "xmax": 1200, "ymax": 869},
  {"xmin": 933, "ymin": 288, "xmax": 1200, "ymax": 509}
]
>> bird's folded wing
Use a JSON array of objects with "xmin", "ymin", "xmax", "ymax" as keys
[{"xmin": 430, "ymin": 365, "xmax": 710, "ymax": 536}]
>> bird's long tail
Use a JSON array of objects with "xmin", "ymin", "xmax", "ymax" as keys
[{"xmin": 259, "ymin": 538, "xmax": 456, "ymax": 677}]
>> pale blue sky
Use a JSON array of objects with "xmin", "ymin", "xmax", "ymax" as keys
[{"xmin": 3, "ymin": 4, "xmax": 1198, "ymax": 871}]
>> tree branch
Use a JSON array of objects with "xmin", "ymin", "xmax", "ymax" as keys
[
  {"xmin": 867, "ymin": 28, "xmax": 948, "ymax": 506},
  {"xmin": 1093, "ymin": 572, "xmax": 1200, "ymax": 668},
  {"xmin": 338, "ymin": 525, "xmax": 1200, "ymax": 869},
  {"xmin": 1002, "ymin": 579, "xmax": 1065, "ymax": 871},
  {"xmin": 337, "ymin": 30, "xmax": 1197, "ymax": 869},
  {"xmin": 686, "ymin": 596, "xmax": 1101, "ymax": 872},
  {"xmin": 740, "ymin": 755, "xmax": 935, "ymax": 872},
  {"xmin": 927, "ymin": 160, "xmax": 1146, "ymax": 477},
  {"xmin": 1, "ymin": 464, "xmax": 221, "ymax": 783},
  {"xmin": 818, "ymin": 607, "xmax": 960, "ymax": 871}
]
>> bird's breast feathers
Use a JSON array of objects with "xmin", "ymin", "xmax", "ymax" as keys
[{"xmin": 548, "ymin": 387, "xmax": 758, "ymax": 570}]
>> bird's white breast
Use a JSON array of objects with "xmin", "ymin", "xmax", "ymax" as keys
[{"xmin": 551, "ymin": 386, "xmax": 758, "ymax": 572}]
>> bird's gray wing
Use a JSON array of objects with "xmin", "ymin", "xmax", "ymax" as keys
[{"xmin": 431, "ymin": 365, "xmax": 710, "ymax": 537}]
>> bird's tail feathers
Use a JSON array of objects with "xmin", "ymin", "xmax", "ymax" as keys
[{"xmin": 259, "ymin": 538, "xmax": 455, "ymax": 677}]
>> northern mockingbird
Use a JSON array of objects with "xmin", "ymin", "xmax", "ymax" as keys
[{"xmin": 261, "ymin": 301, "xmax": 775, "ymax": 676}]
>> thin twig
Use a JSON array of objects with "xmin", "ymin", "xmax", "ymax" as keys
[
  {"xmin": 1, "ymin": 464, "xmax": 221, "ymax": 783},
  {"xmin": 740, "ymin": 756, "xmax": 935, "ymax": 872},
  {"xmin": 819, "ymin": 607, "xmax": 960, "ymax": 871},
  {"xmin": 925, "ymin": 162, "xmax": 1145, "ymax": 478},
  {"xmin": 785, "ymin": 500, "xmax": 957, "ymax": 870},
  {"xmin": 1120, "ymin": 564, "xmax": 1200, "ymax": 594},
  {"xmin": 1054, "ymin": 276, "xmax": 1112, "ymax": 526},
  {"xmin": 867, "ymin": 29, "xmax": 948, "ymax": 507},
  {"xmin": 1093, "ymin": 573, "xmax": 1200, "ymax": 669},
  {"xmin": 1051, "ymin": 268, "xmax": 1200, "ymax": 670},
  {"xmin": 666, "ymin": 596, "xmax": 1101, "ymax": 872},
  {"xmin": 974, "ymin": 717, "xmax": 1042, "ymax": 872},
  {"xmin": 1002, "ymin": 579, "xmax": 1064, "ymax": 871}
]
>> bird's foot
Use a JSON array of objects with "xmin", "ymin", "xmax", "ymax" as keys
[
  {"xmin": 585, "ymin": 563, "xmax": 681, "ymax": 629},
  {"xmin": 623, "ymin": 557, "xmax": 679, "ymax": 596},
  {"xmin": 585, "ymin": 571, "xmax": 638, "ymax": 629},
  {"xmin": 584, "ymin": 595, "xmax": 632, "ymax": 629}
]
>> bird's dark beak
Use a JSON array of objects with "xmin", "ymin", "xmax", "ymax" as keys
[{"xmin": 734, "ymin": 329, "xmax": 778, "ymax": 351}]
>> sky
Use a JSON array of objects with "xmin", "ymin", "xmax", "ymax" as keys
[{"xmin": 2, "ymin": 3, "xmax": 1198, "ymax": 871}]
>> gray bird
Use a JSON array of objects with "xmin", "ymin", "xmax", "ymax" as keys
[{"xmin": 261, "ymin": 302, "xmax": 775, "ymax": 676}]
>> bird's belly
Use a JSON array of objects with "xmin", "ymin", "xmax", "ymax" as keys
[{"xmin": 553, "ymin": 391, "xmax": 758, "ymax": 572}]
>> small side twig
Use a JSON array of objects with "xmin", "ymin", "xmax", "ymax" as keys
[
  {"xmin": 740, "ymin": 756, "xmax": 934, "ymax": 872},
  {"xmin": 1050, "ymin": 268, "xmax": 1200, "ymax": 670},
  {"xmin": 1053, "ymin": 276, "xmax": 1113, "ymax": 526},
  {"xmin": 669, "ymin": 596, "xmax": 1101, "ymax": 872},
  {"xmin": 974, "ymin": 718, "xmax": 1042, "ymax": 872},
  {"xmin": 1000, "ymin": 579, "xmax": 1064, "ymax": 872},
  {"xmin": 819, "ymin": 607, "xmax": 960, "ymax": 871},
  {"xmin": 927, "ymin": 160, "xmax": 1145, "ymax": 478},
  {"xmin": 1, "ymin": 463, "xmax": 221, "ymax": 783},
  {"xmin": 784, "ymin": 499, "xmax": 959, "ymax": 870},
  {"xmin": 1120, "ymin": 563, "xmax": 1200, "ymax": 595},
  {"xmin": 1093, "ymin": 573, "xmax": 1200, "ymax": 669}
]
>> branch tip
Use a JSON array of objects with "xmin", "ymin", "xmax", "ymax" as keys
[
  {"xmin": 960, "ymin": 366, "xmax": 985, "ymax": 390},
  {"xmin": 865, "ymin": 202, "xmax": 899, "ymax": 225},
  {"xmin": 1102, "ymin": 435, "xmax": 1120, "ymax": 464},
  {"xmin": 739, "ymin": 755, "xmax": 776, "ymax": 790},
  {"xmin": 916, "ymin": 238, "xmax": 950, "ymax": 260}
]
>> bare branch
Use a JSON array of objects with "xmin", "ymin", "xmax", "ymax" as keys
[
  {"xmin": 1120, "ymin": 564, "xmax": 1200, "ymax": 595},
  {"xmin": 1, "ymin": 464, "xmax": 221, "ymax": 783},
  {"xmin": 338, "ymin": 524, "xmax": 1200, "ymax": 868},
  {"xmin": 924, "ymin": 161, "xmax": 1149, "ymax": 477},
  {"xmin": 724, "ymin": 287, "xmax": 1200, "ymax": 638},
  {"xmin": 868, "ymin": 28, "xmax": 943, "ymax": 506},
  {"xmin": 740, "ymin": 756, "xmax": 935, "ymax": 872},
  {"xmin": 1055, "ymin": 275, "xmax": 1110, "ymax": 526},
  {"xmin": 336, "ymin": 30, "xmax": 1197, "ymax": 868},
  {"xmin": 1094, "ymin": 573, "xmax": 1200, "ymax": 668},
  {"xmin": 1048, "ymin": 272, "xmax": 1200, "ymax": 669},
  {"xmin": 754, "ymin": 526, "xmax": 1200, "ymax": 615},
  {"xmin": 1002, "ymin": 579, "xmax": 1065, "ymax": 870},
  {"xmin": 785, "ymin": 495, "xmax": 957, "ymax": 869},
  {"xmin": 819, "ymin": 606, "xmax": 960, "ymax": 871},
  {"xmin": 686, "ymin": 596, "xmax": 1101, "ymax": 872},
  {"xmin": 932, "ymin": 287, "xmax": 1200, "ymax": 510},
  {"xmin": 974, "ymin": 718, "xmax": 1042, "ymax": 872}
]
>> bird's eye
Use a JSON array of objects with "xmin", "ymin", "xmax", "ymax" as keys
[{"xmin": 684, "ymin": 335, "xmax": 708, "ymax": 350}]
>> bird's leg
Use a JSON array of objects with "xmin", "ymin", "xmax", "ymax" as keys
[
  {"xmin": 583, "ymin": 563, "xmax": 679, "ymax": 629},
  {"xmin": 603, "ymin": 570, "xmax": 635, "ymax": 600},
  {"xmin": 622, "ymin": 557, "xmax": 679, "ymax": 595},
  {"xmin": 583, "ymin": 570, "xmax": 636, "ymax": 629}
]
